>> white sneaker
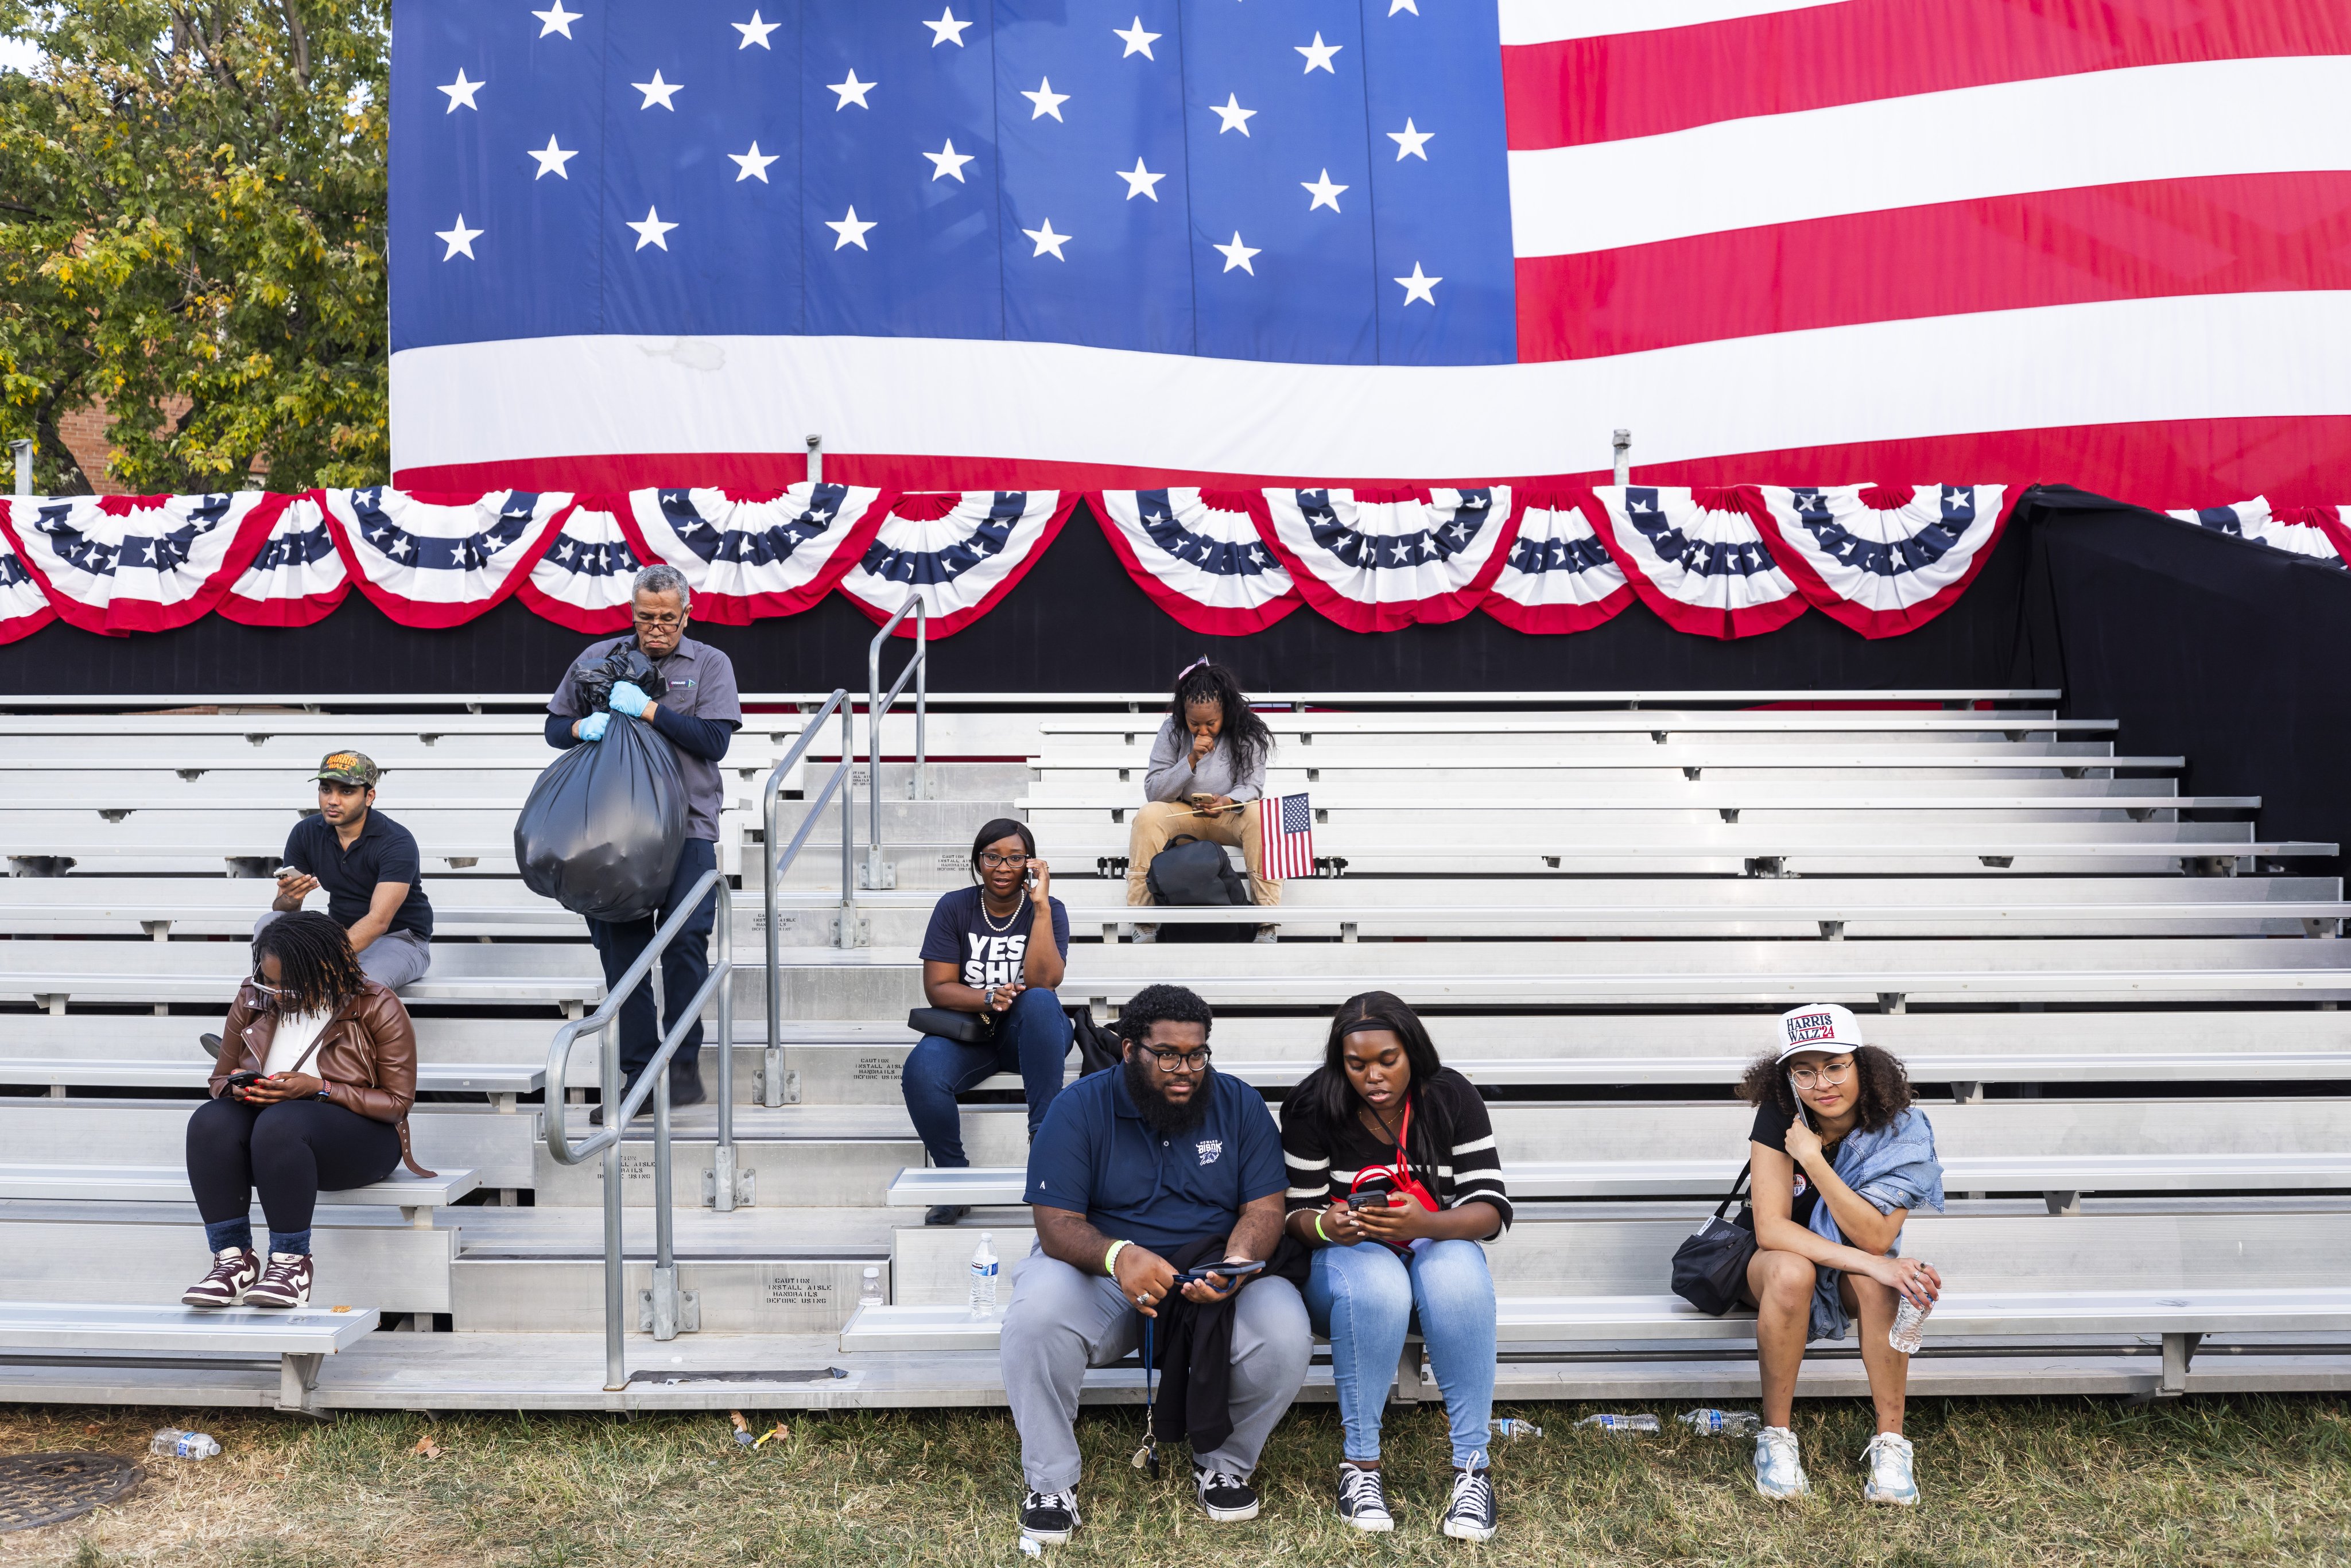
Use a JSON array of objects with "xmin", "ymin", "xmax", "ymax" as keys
[
  {"xmin": 1753, "ymin": 1426, "xmax": 1811, "ymax": 1500},
  {"xmin": 1018, "ymin": 1488, "xmax": 1080, "ymax": 1545},
  {"xmin": 1861, "ymin": 1432, "xmax": 1919, "ymax": 1505},
  {"xmin": 1335, "ymin": 1464, "xmax": 1393, "ymax": 1532}
]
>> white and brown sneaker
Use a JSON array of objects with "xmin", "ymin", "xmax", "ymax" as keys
[
  {"xmin": 181, "ymin": 1248, "xmax": 259, "ymax": 1309},
  {"xmin": 243, "ymin": 1252, "xmax": 313, "ymax": 1309}
]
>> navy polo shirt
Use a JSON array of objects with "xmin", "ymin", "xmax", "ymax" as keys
[
  {"xmin": 1023, "ymin": 1068, "xmax": 1286, "ymax": 1252},
  {"xmin": 281, "ymin": 809, "xmax": 434, "ymax": 939}
]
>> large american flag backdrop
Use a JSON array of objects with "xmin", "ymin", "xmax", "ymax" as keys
[{"xmin": 389, "ymin": 0, "xmax": 2351, "ymax": 502}]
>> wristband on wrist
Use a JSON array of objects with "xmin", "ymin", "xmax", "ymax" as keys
[
  {"xmin": 1313, "ymin": 1210, "xmax": 1330, "ymax": 1243},
  {"xmin": 1103, "ymin": 1239, "xmax": 1130, "ymax": 1278}
]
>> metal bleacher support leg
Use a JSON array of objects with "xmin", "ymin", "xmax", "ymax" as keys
[
  {"xmin": 1391, "ymin": 1340, "xmax": 1429, "ymax": 1404},
  {"xmin": 2044, "ymin": 1191, "xmax": 2082, "ymax": 1216},
  {"xmin": 2159, "ymin": 1332, "xmax": 2203, "ymax": 1397},
  {"xmin": 278, "ymin": 1353, "xmax": 324, "ymax": 1415}
]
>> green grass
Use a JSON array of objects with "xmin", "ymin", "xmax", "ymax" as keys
[{"xmin": 6, "ymin": 1395, "xmax": 2349, "ymax": 1567}]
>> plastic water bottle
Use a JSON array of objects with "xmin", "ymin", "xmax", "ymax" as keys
[
  {"xmin": 859, "ymin": 1267, "xmax": 885, "ymax": 1309},
  {"xmin": 1576, "ymin": 1414, "xmax": 1661, "ymax": 1434},
  {"xmin": 1678, "ymin": 1408, "xmax": 1762, "ymax": 1437},
  {"xmin": 1489, "ymin": 1418, "xmax": 1544, "ymax": 1439},
  {"xmin": 1890, "ymin": 1294, "xmax": 1931, "ymax": 1354},
  {"xmin": 967, "ymin": 1232, "xmax": 1000, "ymax": 1318},
  {"xmin": 149, "ymin": 1429, "xmax": 220, "ymax": 1460}
]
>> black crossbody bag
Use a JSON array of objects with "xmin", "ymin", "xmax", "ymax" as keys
[{"xmin": 1670, "ymin": 1161, "xmax": 1757, "ymax": 1316}]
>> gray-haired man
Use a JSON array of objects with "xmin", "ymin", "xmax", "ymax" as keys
[{"xmin": 546, "ymin": 564, "xmax": 742, "ymax": 1116}]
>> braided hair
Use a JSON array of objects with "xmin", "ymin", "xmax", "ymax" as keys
[
  {"xmin": 1170, "ymin": 661, "xmax": 1273, "ymax": 778},
  {"xmin": 251, "ymin": 911, "xmax": 368, "ymax": 1018},
  {"xmin": 1298, "ymin": 990, "xmax": 1456, "ymax": 1182}
]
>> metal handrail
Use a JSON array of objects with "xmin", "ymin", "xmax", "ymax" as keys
[
  {"xmin": 861, "ymin": 599, "xmax": 928, "ymax": 892},
  {"xmin": 543, "ymin": 865, "xmax": 734, "ymax": 1392},
  {"xmin": 762, "ymin": 690, "xmax": 860, "ymax": 1108}
]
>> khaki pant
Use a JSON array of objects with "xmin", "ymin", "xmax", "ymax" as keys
[{"xmin": 1125, "ymin": 799, "xmax": 1281, "ymax": 906}]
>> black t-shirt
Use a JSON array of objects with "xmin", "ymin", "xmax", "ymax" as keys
[
  {"xmin": 918, "ymin": 886, "xmax": 1069, "ymax": 989},
  {"xmin": 1749, "ymin": 1101, "xmax": 1844, "ymax": 1231},
  {"xmin": 281, "ymin": 810, "xmax": 434, "ymax": 939}
]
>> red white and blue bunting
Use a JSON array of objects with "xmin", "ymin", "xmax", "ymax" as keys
[
  {"xmin": 839, "ymin": 491, "xmax": 1078, "ymax": 637},
  {"xmin": 1755, "ymin": 484, "xmax": 2010, "ymax": 639},
  {"xmin": 0, "ymin": 492, "xmax": 280, "ymax": 635},
  {"xmin": 1090, "ymin": 489, "xmax": 1300, "ymax": 636},
  {"xmin": 1592, "ymin": 486, "xmax": 1807, "ymax": 640},
  {"xmin": 1482, "ymin": 492, "xmax": 1634, "ymax": 635},
  {"xmin": 219, "ymin": 494, "xmax": 350, "ymax": 628},
  {"xmin": 514, "ymin": 498, "xmax": 646, "ymax": 634},
  {"xmin": 626, "ymin": 484, "xmax": 891, "ymax": 626},
  {"xmin": 1256, "ymin": 487, "xmax": 1520, "ymax": 632},
  {"xmin": 0, "ymin": 520, "xmax": 56, "ymax": 645},
  {"xmin": 2166, "ymin": 498, "xmax": 2351, "ymax": 569},
  {"xmin": 320, "ymin": 487, "xmax": 571, "ymax": 628}
]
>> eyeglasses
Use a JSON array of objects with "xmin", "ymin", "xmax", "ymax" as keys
[
  {"xmin": 977, "ymin": 852, "xmax": 1030, "ymax": 870},
  {"xmin": 1138, "ymin": 1045, "xmax": 1212, "ymax": 1073},
  {"xmin": 1789, "ymin": 1058, "xmax": 1856, "ymax": 1089},
  {"xmin": 249, "ymin": 972, "xmax": 282, "ymax": 998},
  {"xmin": 633, "ymin": 611, "xmax": 685, "ymax": 628}
]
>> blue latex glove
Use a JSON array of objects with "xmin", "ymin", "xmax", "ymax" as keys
[
  {"xmin": 576, "ymin": 711, "xmax": 611, "ymax": 742},
  {"xmin": 607, "ymin": 681, "xmax": 651, "ymax": 719}
]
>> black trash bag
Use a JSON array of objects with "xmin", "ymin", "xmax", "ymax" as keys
[
  {"xmin": 576, "ymin": 645, "xmax": 662, "ymax": 716},
  {"xmin": 515, "ymin": 650, "xmax": 687, "ymax": 923}
]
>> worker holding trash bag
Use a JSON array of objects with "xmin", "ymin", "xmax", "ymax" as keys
[{"xmin": 526, "ymin": 564, "xmax": 742, "ymax": 1119}]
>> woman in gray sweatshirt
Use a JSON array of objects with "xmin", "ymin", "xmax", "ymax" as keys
[{"xmin": 1126, "ymin": 661, "xmax": 1281, "ymax": 923}]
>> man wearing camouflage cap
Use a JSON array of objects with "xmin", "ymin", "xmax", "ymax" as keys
[{"xmin": 256, "ymin": 751, "xmax": 436, "ymax": 990}]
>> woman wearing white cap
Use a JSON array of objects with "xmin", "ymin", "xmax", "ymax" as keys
[{"xmin": 1737, "ymin": 1002, "xmax": 1945, "ymax": 1507}]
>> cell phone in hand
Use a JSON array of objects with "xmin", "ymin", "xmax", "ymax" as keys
[
  {"xmin": 226, "ymin": 1070, "xmax": 263, "ymax": 1094},
  {"xmin": 1173, "ymin": 1258, "xmax": 1267, "ymax": 1286},
  {"xmin": 1348, "ymin": 1189, "xmax": 1396, "ymax": 1210}
]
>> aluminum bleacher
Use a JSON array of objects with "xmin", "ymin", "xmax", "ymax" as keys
[{"xmin": 2, "ymin": 686, "xmax": 2346, "ymax": 1410}]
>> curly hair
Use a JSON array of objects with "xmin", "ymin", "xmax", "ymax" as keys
[
  {"xmin": 1171, "ymin": 661, "xmax": 1273, "ymax": 778},
  {"xmin": 1737, "ymin": 1043, "xmax": 1914, "ymax": 1133},
  {"xmin": 251, "ymin": 911, "xmax": 368, "ymax": 1018},
  {"xmin": 1116, "ymin": 983, "xmax": 1215, "ymax": 1046}
]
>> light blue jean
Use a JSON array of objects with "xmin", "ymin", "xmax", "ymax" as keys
[{"xmin": 1304, "ymin": 1237, "xmax": 1499, "ymax": 1468}]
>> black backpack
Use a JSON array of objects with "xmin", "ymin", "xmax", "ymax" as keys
[{"xmin": 1144, "ymin": 835, "xmax": 1255, "ymax": 944}]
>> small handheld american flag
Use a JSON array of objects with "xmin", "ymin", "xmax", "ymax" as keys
[{"xmin": 1259, "ymin": 792, "xmax": 1314, "ymax": 882}]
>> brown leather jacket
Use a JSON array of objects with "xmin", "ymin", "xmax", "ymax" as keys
[{"xmin": 210, "ymin": 977, "xmax": 434, "ymax": 1176}]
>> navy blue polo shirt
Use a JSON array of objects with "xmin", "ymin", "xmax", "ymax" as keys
[
  {"xmin": 281, "ymin": 809, "xmax": 434, "ymax": 939},
  {"xmin": 1023, "ymin": 1067, "xmax": 1286, "ymax": 1252}
]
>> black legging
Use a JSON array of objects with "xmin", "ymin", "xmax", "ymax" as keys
[{"xmin": 186, "ymin": 1097, "xmax": 402, "ymax": 1235}]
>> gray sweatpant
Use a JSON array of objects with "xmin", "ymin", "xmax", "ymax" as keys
[
  {"xmin": 253, "ymin": 911, "xmax": 432, "ymax": 991},
  {"xmin": 999, "ymin": 1244, "xmax": 1311, "ymax": 1494}
]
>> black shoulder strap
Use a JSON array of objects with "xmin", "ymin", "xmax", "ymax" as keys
[{"xmin": 1712, "ymin": 1161, "xmax": 1753, "ymax": 1220}]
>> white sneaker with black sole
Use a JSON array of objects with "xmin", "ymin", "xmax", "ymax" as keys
[
  {"xmin": 1336, "ymin": 1464, "xmax": 1394, "ymax": 1532},
  {"xmin": 1442, "ymin": 1460, "xmax": 1499, "ymax": 1542},
  {"xmin": 1193, "ymin": 1465, "xmax": 1260, "ymax": 1523},
  {"xmin": 1018, "ymin": 1489, "xmax": 1079, "ymax": 1545}
]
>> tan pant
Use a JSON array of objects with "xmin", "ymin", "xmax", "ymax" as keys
[{"xmin": 1125, "ymin": 800, "xmax": 1281, "ymax": 907}]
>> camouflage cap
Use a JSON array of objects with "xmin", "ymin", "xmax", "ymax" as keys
[{"xmin": 311, "ymin": 750, "xmax": 381, "ymax": 787}]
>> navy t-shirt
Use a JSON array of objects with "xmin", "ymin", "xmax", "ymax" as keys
[
  {"xmin": 1023, "ymin": 1068, "xmax": 1287, "ymax": 1252},
  {"xmin": 919, "ymin": 886, "xmax": 1069, "ymax": 990},
  {"xmin": 281, "ymin": 809, "xmax": 434, "ymax": 939}
]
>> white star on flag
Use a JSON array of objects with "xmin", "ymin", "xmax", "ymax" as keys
[
  {"xmin": 733, "ymin": 10, "xmax": 779, "ymax": 48},
  {"xmin": 1210, "ymin": 93, "xmax": 1255, "ymax": 135},
  {"xmin": 924, "ymin": 138, "xmax": 975, "ymax": 182},
  {"xmin": 628, "ymin": 205, "xmax": 678, "ymax": 250},
  {"xmin": 1115, "ymin": 157, "xmax": 1165, "ymax": 201},
  {"xmin": 436, "ymin": 215, "xmax": 484, "ymax": 259},
  {"xmin": 1394, "ymin": 262, "xmax": 1440, "ymax": 305},
  {"xmin": 1214, "ymin": 232, "xmax": 1260, "ymax": 274},
  {"xmin": 526, "ymin": 135, "xmax": 577, "ymax": 179},
  {"xmin": 828, "ymin": 207, "xmax": 877, "ymax": 250},
  {"xmin": 1023, "ymin": 219, "xmax": 1071, "ymax": 260},
  {"xmin": 532, "ymin": 3, "xmax": 581, "ymax": 39},
  {"xmin": 1296, "ymin": 32, "xmax": 1341, "ymax": 73},
  {"xmin": 1388, "ymin": 118, "xmax": 1433, "ymax": 160},
  {"xmin": 439, "ymin": 68, "xmax": 484, "ymax": 111},
  {"xmin": 389, "ymin": 537, "xmax": 415, "ymax": 560},
  {"xmin": 829, "ymin": 70, "xmax": 876, "ymax": 110},
  {"xmin": 1302, "ymin": 169, "xmax": 1348, "ymax": 212},
  {"xmin": 1114, "ymin": 17, "xmax": 1160, "ymax": 59},
  {"xmin": 1390, "ymin": 0, "xmax": 1419, "ymax": 13},
  {"xmin": 923, "ymin": 6, "xmax": 972, "ymax": 46},
  {"xmin": 1023, "ymin": 77, "xmax": 1070, "ymax": 121},
  {"xmin": 632, "ymin": 69, "xmax": 681, "ymax": 109},
  {"xmin": 729, "ymin": 142, "xmax": 778, "ymax": 182}
]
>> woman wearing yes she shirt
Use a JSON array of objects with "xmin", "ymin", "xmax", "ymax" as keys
[{"xmin": 902, "ymin": 818, "xmax": 1073, "ymax": 1226}]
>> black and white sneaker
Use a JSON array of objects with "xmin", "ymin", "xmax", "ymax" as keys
[
  {"xmin": 1193, "ymin": 1465, "xmax": 1260, "ymax": 1523},
  {"xmin": 1336, "ymin": 1464, "xmax": 1394, "ymax": 1532},
  {"xmin": 1018, "ymin": 1488, "xmax": 1079, "ymax": 1545},
  {"xmin": 1442, "ymin": 1461, "xmax": 1497, "ymax": 1542}
]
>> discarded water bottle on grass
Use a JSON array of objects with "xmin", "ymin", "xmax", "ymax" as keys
[
  {"xmin": 1489, "ymin": 1418, "xmax": 1545, "ymax": 1439},
  {"xmin": 1678, "ymin": 1408, "xmax": 1762, "ymax": 1437},
  {"xmin": 968, "ymin": 1232, "xmax": 1000, "ymax": 1318},
  {"xmin": 1890, "ymin": 1294, "xmax": 1931, "ymax": 1354},
  {"xmin": 859, "ymin": 1267, "xmax": 885, "ymax": 1309},
  {"xmin": 149, "ymin": 1429, "xmax": 220, "ymax": 1459},
  {"xmin": 1576, "ymin": 1414, "xmax": 1660, "ymax": 1434}
]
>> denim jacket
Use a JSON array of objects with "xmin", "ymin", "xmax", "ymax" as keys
[{"xmin": 1803, "ymin": 1107, "xmax": 1945, "ymax": 1340}]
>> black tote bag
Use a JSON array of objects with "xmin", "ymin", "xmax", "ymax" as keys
[{"xmin": 1670, "ymin": 1162, "xmax": 1758, "ymax": 1317}]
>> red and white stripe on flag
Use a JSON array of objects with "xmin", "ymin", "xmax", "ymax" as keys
[{"xmin": 1260, "ymin": 792, "xmax": 1315, "ymax": 881}]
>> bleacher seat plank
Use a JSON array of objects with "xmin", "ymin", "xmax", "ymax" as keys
[{"xmin": 0, "ymin": 1163, "xmax": 479, "ymax": 1216}]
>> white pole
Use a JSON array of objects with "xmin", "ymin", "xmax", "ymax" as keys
[
  {"xmin": 7, "ymin": 438, "xmax": 29, "ymax": 496},
  {"xmin": 1611, "ymin": 429, "xmax": 1631, "ymax": 488},
  {"xmin": 806, "ymin": 433, "xmax": 823, "ymax": 488}
]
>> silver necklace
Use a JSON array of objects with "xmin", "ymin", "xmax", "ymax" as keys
[{"xmin": 979, "ymin": 890, "xmax": 1023, "ymax": 933}]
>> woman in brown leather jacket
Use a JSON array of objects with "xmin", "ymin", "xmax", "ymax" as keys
[{"xmin": 181, "ymin": 911, "xmax": 432, "ymax": 1310}]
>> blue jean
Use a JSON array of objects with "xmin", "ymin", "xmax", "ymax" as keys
[
  {"xmin": 587, "ymin": 837, "xmax": 719, "ymax": 1084},
  {"xmin": 1304, "ymin": 1237, "xmax": 1499, "ymax": 1468},
  {"xmin": 900, "ymin": 987, "xmax": 1072, "ymax": 1167}
]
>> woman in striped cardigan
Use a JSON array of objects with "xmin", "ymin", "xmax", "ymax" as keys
[{"xmin": 1281, "ymin": 990, "xmax": 1510, "ymax": 1542}]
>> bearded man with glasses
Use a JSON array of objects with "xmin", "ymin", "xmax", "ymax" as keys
[{"xmin": 545, "ymin": 564, "xmax": 742, "ymax": 1115}]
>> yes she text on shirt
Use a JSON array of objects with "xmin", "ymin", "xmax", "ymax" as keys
[{"xmin": 963, "ymin": 933, "xmax": 1027, "ymax": 989}]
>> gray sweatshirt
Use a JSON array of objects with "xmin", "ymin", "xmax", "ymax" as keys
[{"xmin": 1142, "ymin": 715, "xmax": 1267, "ymax": 804}]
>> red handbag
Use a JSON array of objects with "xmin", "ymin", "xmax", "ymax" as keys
[{"xmin": 1346, "ymin": 1095, "xmax": 1441, "ymax": 1214}]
